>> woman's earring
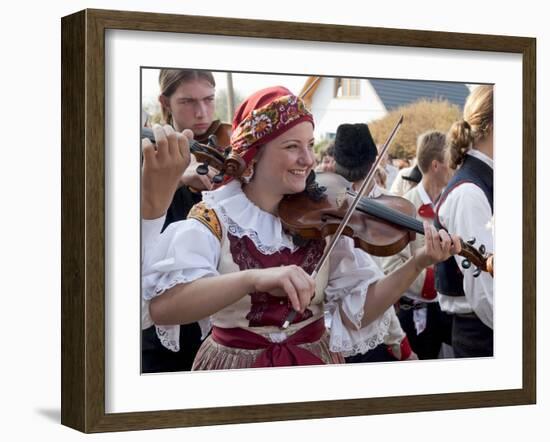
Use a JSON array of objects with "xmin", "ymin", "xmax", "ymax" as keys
[{"xmin": 240, "ymin": 159, "xmax": 256, "ymax": 184}]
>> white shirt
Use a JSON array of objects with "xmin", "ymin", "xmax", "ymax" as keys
[
  {"xmin": 437, "ymin": 149, "xmax": 494, "ymax": 328},
  {"xmin": 378, "ymin": 182, "xmax": 437, "ymax": 335},
  {"xmin": 415, "ymin": 181, "xmax": 432, "ymax": 208}
]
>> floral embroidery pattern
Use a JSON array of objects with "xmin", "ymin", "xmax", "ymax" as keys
[
  {"xmin": 187, "ymin": 202, "xmax": 222, "ymax": 242},
  {"xmin": 230, "ymin": 95, "xmax": 312, "ymax": 156},
  {"xmin": 250, "ymin": 114, "xmax": 272, "ymax": 139}
]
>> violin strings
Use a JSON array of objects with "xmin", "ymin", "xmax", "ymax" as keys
[
  {"xmin": 356, "ymin": 199, "xmax": 425, "ymax": 234},
  {"xmin": 355, "ymin": 198, "xmax": 480, "ymax": 262}
]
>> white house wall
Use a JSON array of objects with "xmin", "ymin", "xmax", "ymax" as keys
[{"xmin": 309, "ymin": 77, "xmax": 388, "ymax": 140}]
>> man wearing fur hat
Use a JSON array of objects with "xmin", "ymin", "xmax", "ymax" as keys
[{"xmin": 328, "ymin": 123, "xmax": 417, "ymax": 362}]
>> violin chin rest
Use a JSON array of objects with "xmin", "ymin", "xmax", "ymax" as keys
[{"xmin": 290, "ymin": 233, "xmax": 309, "ymax": 248}]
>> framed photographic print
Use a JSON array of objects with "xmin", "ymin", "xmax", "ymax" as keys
[{"xmin": 61, "ymin": 8, "xmax": 536, "ymax": 433}]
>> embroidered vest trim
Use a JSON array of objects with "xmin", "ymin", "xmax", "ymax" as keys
[{"xmin": 187, "ymin": 201, "xmax": 223, "ymax": 243}]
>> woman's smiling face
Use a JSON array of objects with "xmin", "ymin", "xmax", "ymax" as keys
[{"xmin": 252, "ymin": 121, "xmax": 316, "ymax": 197}]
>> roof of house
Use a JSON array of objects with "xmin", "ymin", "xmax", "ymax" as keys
[
  {"xmin": 299, "ymin": 76, "xmax": 322, "ymax": 108},
  {"xmin": 368, "ymin": 79, "xmax": 470, "ymax": 111}
]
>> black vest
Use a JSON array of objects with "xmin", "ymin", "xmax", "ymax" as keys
[
  {"xmin": 162, "ymin": 186, "xmax": 203, "ymax": 232},
  {"xmin": 434, "ymin": 155, "xmax": 493, "ymax": 296}
]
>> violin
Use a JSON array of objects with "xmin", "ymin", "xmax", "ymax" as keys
[
  {"xmin": 279, "ymin": 171, "xmax": 494, "ymax": 276},
  {"xmin": 141, "ymin": 126, "xmax": 245, "ymax": 183},
  {"xmin": 193, "ymin": 119, "xmax": 232, "ymax": 148}
]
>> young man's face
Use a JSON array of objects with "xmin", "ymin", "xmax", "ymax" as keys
[{"xmin": 165, "ymin": 78, "xmax": 216, "ymax": 135}]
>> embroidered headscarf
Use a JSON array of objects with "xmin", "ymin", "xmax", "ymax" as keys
[{"xmin": 230, "ymin": 86, "xmax": 314, "ymax": 167}]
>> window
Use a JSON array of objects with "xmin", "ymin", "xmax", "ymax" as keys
[{"xmin": 334, "ymin": 78, "xmax": 360, "ymax": 98}]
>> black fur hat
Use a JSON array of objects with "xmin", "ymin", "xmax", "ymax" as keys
[
  {"xmin": 402, "ymin": 164, "xmax": 422, "ymax": 183},
  {"xmin": 333, "ymin": 123, "xmax": 377, "ymax": 182}
]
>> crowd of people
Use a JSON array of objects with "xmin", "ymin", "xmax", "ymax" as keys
[{"xmin": 140, "ymin": 69, "xmax": 494, "ymax": 372}]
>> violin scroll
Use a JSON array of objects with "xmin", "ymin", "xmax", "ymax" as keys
[
  {"xmin": 458, "ymin": 238, "xmax": 494, "ymax": 277},
  {"xmin": 222, "ymin": 154, "xmax": 247, "ymax": 178}
]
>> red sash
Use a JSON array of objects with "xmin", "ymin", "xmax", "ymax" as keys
[{"xmin": 212, "ymin": 318, "xmax": 326, "ymax": 367}]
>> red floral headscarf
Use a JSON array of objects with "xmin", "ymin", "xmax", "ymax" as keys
[{"xmin": 230, "ymin": 86, "xmax": 314, "ymax": 167}]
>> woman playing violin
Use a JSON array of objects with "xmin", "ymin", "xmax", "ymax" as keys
[
  {"xmin": 435, "ymin": 85, "xmax": 494, "ymax": 358},
  {"xmin": 141, "ymin": 86, "xmax": 461, "ymax": 369}
]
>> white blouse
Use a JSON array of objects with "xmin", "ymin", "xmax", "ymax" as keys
[{"xmin": 141, "ymin": 180, "xmax": 384, "ymax": 354}]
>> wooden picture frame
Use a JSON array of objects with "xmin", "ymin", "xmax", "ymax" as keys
[{"xmin": 61, "ymin": 8, "xmax": 536, "ymax": 433}]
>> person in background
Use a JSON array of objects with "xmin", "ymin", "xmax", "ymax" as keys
[
  {"xmin": 315, "ymin": 143, "xmax": 336, "ymax": 173},
  {"xmin": 378, "ymin": 148, "xmax": 399, "ymax": 190},
  {"xmin": 390, "ymin": 161, "xmax": 421, "ymax": 196},
  {"xmin": 331, "ymin": 123, "xmax": 417, "ymax": 362},
  {"xmin": 374, "ymin": 165, "xmax": 388, "ymax": 189},
  {"xmin": 435, "ymin": 85, "xmax": 494, "ymax": 358},
  {"xmin": 141, "ymin": 69, "xmax": 231, "ymax": 373},
  {"xmin": 381, "ymin": 130, "xmax": 453, "ymax": 359},
  {"xmin": 157, "ymin": 69, "xmax": 232, "ymax": 227},
  {"xmin": 142, "ymin": 109, "xmax": 151, "ymax": 128}
]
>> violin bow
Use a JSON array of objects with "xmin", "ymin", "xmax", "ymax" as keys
[{"xmin": 281, "ymin": 115, "xmax": 404, "ymax": 329}]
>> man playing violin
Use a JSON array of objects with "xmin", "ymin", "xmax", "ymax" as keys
[
  {"xmin": 157, "ymin": 69, "xmax": 232, "ymax": 226},
  {"xmin": 141, "ymin": 86, "xmax": 461, "ymax": 370},
  {"xmin": 141, "ymin": 69, "xmax": 231, "ymax": 373}
]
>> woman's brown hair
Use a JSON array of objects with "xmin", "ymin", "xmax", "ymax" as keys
[{"xmin": 446, "ymin": 85, "xmax": 493, "ymax": 169}]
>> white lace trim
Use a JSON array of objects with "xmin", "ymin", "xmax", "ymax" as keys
[
  {"xmin": 202, "ymin": 181, "xmax": 296, "ymax": 254},
  {"xmin": 144, "ymin": 270, "xmax": 215, "ymax": 353},
  {"xmin": 143, "ymin": 274, "xmax": 191, "ymax": 301},
  {"xmin": 154, "ymin": 318, "xmax": 212, "ymax": 353},
  {"xmin": 329, "ymin": 308, "xmax": 393, "ymax": 357},
  {"xmin": 332, "ymin": 333, "xmax": 385, "ymax": 358},
  {"xmin": 143, "ymin": 273, "xmax": 191, "ymax": 353},
  {"xmin": 155, "ymin": 325, "xmax": 180, "ymax": 352}
]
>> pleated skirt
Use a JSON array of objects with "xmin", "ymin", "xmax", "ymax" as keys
[{"xmin": 191, "ymin": 332, "xmax": 345, "ymax": 370}]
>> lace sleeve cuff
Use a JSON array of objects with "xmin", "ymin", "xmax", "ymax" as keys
[
  {"xmin": 328, "ymin": 305, "xmax": 393, "ymax": 357},
  {"xmin": 141, "ymin": 218, "xmax": 221, "ymax": 351},
  {"xmin": 324, "ymin": 237, "xmax": 385, "ymax": 356}
]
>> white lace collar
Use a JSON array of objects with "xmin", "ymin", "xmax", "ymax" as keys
[{"xmin": 202, "ymin": 180, "xmax": 297, "ymax": 254}]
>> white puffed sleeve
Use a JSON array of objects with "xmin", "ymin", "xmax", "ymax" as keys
[
  {"xmin": 141, "ymin": 218, "xmax": 221, "ymax": 352},
  {"xmin": 324, "ymin": 237, "xmax": 385, "ymax": 356}
]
